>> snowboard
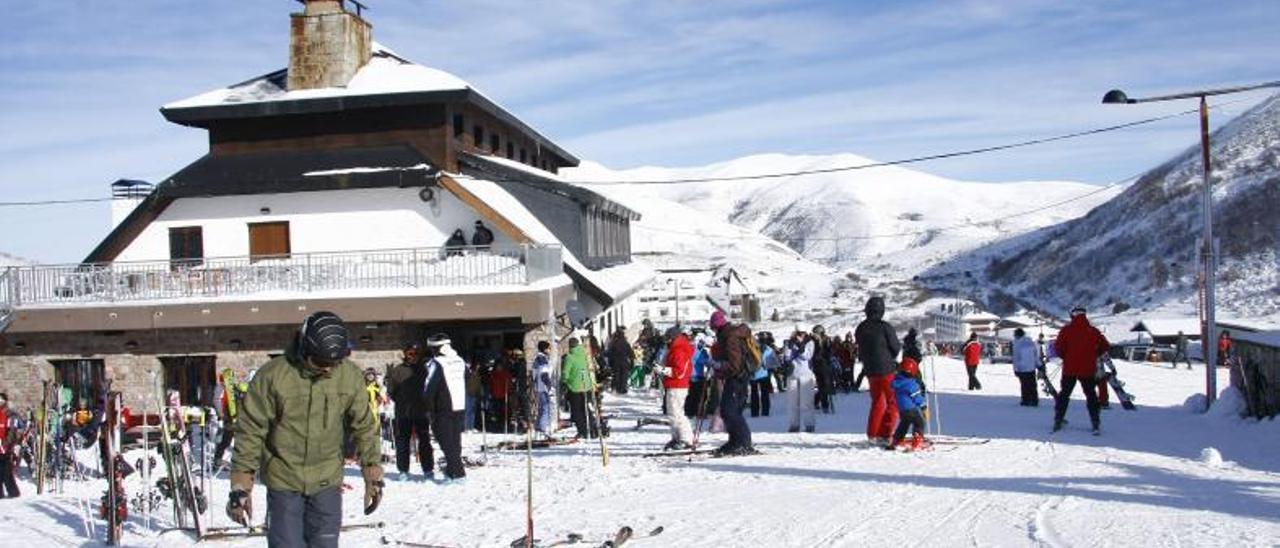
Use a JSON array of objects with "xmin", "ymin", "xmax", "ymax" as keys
[{"xmin": 1097, "ymin": 357, "xmax": 1137, "ymax": 411}]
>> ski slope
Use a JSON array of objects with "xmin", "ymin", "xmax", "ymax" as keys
[{"xmin": 1, "ymin": 358, "xmax": 1277, "ymax": 547}]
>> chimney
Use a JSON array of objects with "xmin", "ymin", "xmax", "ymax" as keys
[
  {"xmin": 110, "ymin": 179, "xmax": 153, "ymax": 228},
  {"xmin": 288, "ymin": 0, "xmax": 373, "ymax": 91}
]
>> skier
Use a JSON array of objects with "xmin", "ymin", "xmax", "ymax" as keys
[
  {"xmin": 786, "ymin": 330, "xmax": 817, "ymax": 433},
  {"xmin": 887, "ymin": 358, "xmax": 929, "ymax": 451},
  {"xmin": 1218, "ymin": 331, "xmax": 1233, "ymax": 368},
  {"xmin": 561, "ymin": 338, "xmax": 596, "ymax": 439},
  {"xmin": 709, "ymin": 310, "xmax": 758, "ymax": 456},
  {"xmin": 686, "ymin": 335, "xmax": 712, "ymax": 417},
  {"xmin": 0, "ymin": 392, "xmax": 20, "ymax": 498},
  {"xmin": 421, "ymin": 334, "xmax": 468, "ymax": 483},
  {"xmin": 444, "ymin": 229, "xmax": 467, "ymax": 257},
  {"xmin": 811, "ymin": 325, "xmax": 834, "ymax": 413},
  {"xmin": 607, "ymin": 327, "xmax": 632, "ymax": 395},
  {"xmin": 471, "ymin": 220, "xmax": 495, "ymax": 250},
  {"xmin": 658, "ymin": 328, "xmax": 694, "ymax": 450},
  {"xmin": 227, "ymin": 311, "xmax": 383, "ymax": 546},
  {"xmin": 386, "ymin": 342, "xmax": 431, "ymax": 481},
  {"xmin": 1052, "ymin": 307, "xmax": 1111, "ymax": 434},
  {"xmin": 212, "ymin": 369, "xmax": 248, "ymax": 467},
  {"xmin": 856, "ymin": 296, "xmax": 900, "ymax": 445},
  {"xmin": 749, "ymin": 332, "xmax": 775, "ymax": 417},
  {"xmin": 1011, "ymin": 328, "xmax": 1041, "ymax": 407},
  {"xmin": 1172, "ymin": 331, "xmax": 1191, "ymax": 369},
  {"xmin": 532, "ymin": 341, "xmax": 555, "ymax": 437},
  {"xmin": 962, "ymin": 332, "xmax": 984, "ymax": 390}
]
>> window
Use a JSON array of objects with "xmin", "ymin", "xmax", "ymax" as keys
[
  {"xmin": 519, "ymin": 148, "xmax": 527, "ymax": 163},
  {"xmin": 168, "ymin": 226, "xmax": 204, "ymax": 267},
  {"xmin": 452, "ymin": 114, "xmax": 464, "ymax": 138},
  {"xmin": 490, "ymin": 134, "xmax": 500, "ymax": 153},
  {"xmin": 161, "ymin": 355, "xmax": 217, "ymax": 407},
  {"xmin": 50, "ymin": 359, "xmax": 105, "ymax": 410},
  {"xmin": 248, "ymin": 221, "xmax": 290, "ymax": 260},
  {"xmin": 473, "ymin": 125, "xmax": 485, "ymax": 147},
  {"xmin": 506, "ymin": 142, "xmax": 514, "ymax": 159}
]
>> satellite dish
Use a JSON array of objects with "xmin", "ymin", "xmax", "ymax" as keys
[{"xmin": 565, "ymin": 300, "xmax": 588, "ymax": 329}]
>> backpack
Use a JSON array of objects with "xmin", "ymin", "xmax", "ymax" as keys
[{"xmin": 742, "ymin": 333, "xmax": 763, "ymax": 377}]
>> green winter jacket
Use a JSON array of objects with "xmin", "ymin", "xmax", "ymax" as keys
[
  {"xmin": 232, "ymin": 352, "xmax": 381, "ymax": 495},
  {"xmin": 561, "ymin": 346, "xmax": 595, "ymax": 394}
]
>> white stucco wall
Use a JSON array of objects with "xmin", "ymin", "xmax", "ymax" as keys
[{"xmin": 115, "ymin": 187, "xmax": 513, "ymax": 262}]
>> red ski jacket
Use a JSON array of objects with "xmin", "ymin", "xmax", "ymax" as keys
[
  {"xmin": 1054, "ymin": 315, "xmax": 1111, "ymax": 378},
  {"xmin": 963, "ymin": 341, "xmax": 982, "ymax": 367},
  {"xmin": 663, "ymin": 334, "xmax": 694, "ymax": 390}
]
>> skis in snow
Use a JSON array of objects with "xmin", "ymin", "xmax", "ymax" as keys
[
  {"xmin": 196, "ymin": 520, "xmax": 384, "ymax": 541},
  {"xmin": 509, "ymin": 526, "xmax": 664, "ymax": 548},
  {"xmin": 99, "ymin": 390, "xmax": 128, "ymax": 545}
]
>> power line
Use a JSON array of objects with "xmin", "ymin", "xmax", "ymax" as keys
[
  {"xmin": 568, "ymin": 108, "xmax": 1205, "ymax": 185},
  {"xmin": 0, "ymin": 97, "xmax": 1252, "ymax": 207},
  {"xmin": 0, "ymin": 197, "xmax": 113, "ymax": 207}
]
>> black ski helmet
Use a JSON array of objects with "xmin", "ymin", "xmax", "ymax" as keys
[{"xmin": 299, "ymin": 311, "xmax": 351, "ymax": 362}]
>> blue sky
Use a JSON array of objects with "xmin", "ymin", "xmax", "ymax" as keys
[{"xmin": 2, "ymin": 0, "xmax": 1278, "ymax": 262}]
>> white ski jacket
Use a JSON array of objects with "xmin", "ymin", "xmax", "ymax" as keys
[{"xmin": 1011, "ymin": 336, "xmax": 1041, "ymax": 374}]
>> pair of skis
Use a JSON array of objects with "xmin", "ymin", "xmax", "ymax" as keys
[
  {"xmin": 99, "ymin": 390, "xmax": 127, "ymax": 545},
  {"xmin": 189, "ymin": 520, "xmax": 384, "ymax": 541},
  {"xmin": 507, "ymin": 526, "xmax": 664, "ymax": 548}
]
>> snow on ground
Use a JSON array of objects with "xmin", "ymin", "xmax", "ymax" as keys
[{"xmin": 2, "ymin": 359, "xmax": 1278, "ymax": 547}]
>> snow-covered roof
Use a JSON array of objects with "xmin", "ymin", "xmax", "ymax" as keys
[
  {"xmin": 160, "ymin": 44, "xmax": 578, "ymax": 165},
  {"xmin": 165, "ymin": 44, "xmax": 468, "ymax": 109},
  {"xmin": 963, "ymin": 311, "xmax": 1001, "ymax": 323},
  {"xmin": 449, "ymin": 174, "xmax": 653, "ymax": 304},
  {"xmin": 1236, "ymin": 329, "xmax": 1280, "ymax": 348},
  {"xmin": 1130, "ymin": 318, "xmax": 1202, "ymax": 338}
]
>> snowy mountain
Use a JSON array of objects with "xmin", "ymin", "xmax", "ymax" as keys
[
  {"xmin": 929, "ymin": 93, "xmax": 1280, "ymax": 319},
  {"xmin": 567, "ymin": 154, "xmax": 1118, "ymax": 280},
  {"xmin": 565, "ymin": 153, "xmax": 1118, "ymax": 330}
]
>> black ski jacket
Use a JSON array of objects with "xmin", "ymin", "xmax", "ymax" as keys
[{"xmin": 855, "ymin": 297, "xmax": 901, "ymax": 377}]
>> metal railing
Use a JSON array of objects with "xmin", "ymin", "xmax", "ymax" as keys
[{"xmin": 2, "ymin": 244, "xmax": 563, "ymax": 308}]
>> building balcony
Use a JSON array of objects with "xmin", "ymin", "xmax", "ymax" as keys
[{"xmin": 0, "ymin": 244, "xmax": 569, "ymax": 333}]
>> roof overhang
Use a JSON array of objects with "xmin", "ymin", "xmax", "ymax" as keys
[
  {"xmin": 161, "ymin": 86, "xmax": 579, "ymax": 166},
  {"xmin": 4, "ymin": 281, "xmax": 575, "ymax": 333}
]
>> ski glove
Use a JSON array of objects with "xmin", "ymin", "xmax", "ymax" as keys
[
  {"xmin": 362, "ymin": 465, "xmax": 384, "ymax": 515},
  {"xmin": 227, "ymin": 470, "xmax": 254, "ymax": 525}
]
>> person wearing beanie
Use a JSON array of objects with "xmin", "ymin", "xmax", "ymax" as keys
[
  {"xmin": 421, "ymin": 333, "xmax": 468, "ymax": 483},
  {"xmin": 228, "ymin": 311, "xmax": 383, "ymax": 546},
  {"xmin": 855, "ymin": 296, "xmax": 901, "ymax": 445},
  {"xmin": 1053, "ymin": 307, "xmax": 1111, "ymax": 434}
]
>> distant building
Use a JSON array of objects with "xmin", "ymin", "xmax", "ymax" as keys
[
  {"xmin": 928, "ymin": 302, "xmax": 999, "ymax": 343},
  {"xmin": 0, "ymin": 1, "xmax": 650, "ymax": 410}
]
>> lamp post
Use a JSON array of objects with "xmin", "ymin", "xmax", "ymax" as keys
[
  {"xmin": 667, "ymin": 277, "xmax": 680, "ymax": 326},
  {"xmin": 1102, "ymin": 80, "xmax": 1280, "ymax": 409}
]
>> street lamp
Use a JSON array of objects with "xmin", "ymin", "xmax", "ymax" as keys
[
  {"xmin": 1103, "ymin": 80, "xmax": 1280, "ymax": 409},
  {"xmin": 666, "ymin": 277, "xmax": 680, "ymax": 326}
]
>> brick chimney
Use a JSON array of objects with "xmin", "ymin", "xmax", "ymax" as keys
[{"xmin": 288, "ymin": 0, "xmax": 372, "ymax": 91}]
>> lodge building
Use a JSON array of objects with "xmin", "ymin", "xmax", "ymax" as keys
[{"xmin": 0, "ymin": 0, "xmax": 651, "ymax": 411}]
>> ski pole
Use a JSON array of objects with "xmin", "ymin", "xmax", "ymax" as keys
[{"xmin": 524, "ymin": 364, "xmax": 535, "ymax": 548}]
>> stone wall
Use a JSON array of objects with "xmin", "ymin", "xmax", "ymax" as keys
[{"xmin": 0, "ymin": 319, "xmax": 531, "ymax": 412}]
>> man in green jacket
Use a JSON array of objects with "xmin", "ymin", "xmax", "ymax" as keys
[
  {"xmin": 561, "ymin": 338, "xmax": 596, "ymax": 439},
  {"xmin": 227, "ymin": 311, "xmax": 383, "ymax": 547}
]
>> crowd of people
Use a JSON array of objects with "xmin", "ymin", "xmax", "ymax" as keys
[{"xmin": 0, "ymin": 300, "xmax": 1210, "ymax": 544}]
